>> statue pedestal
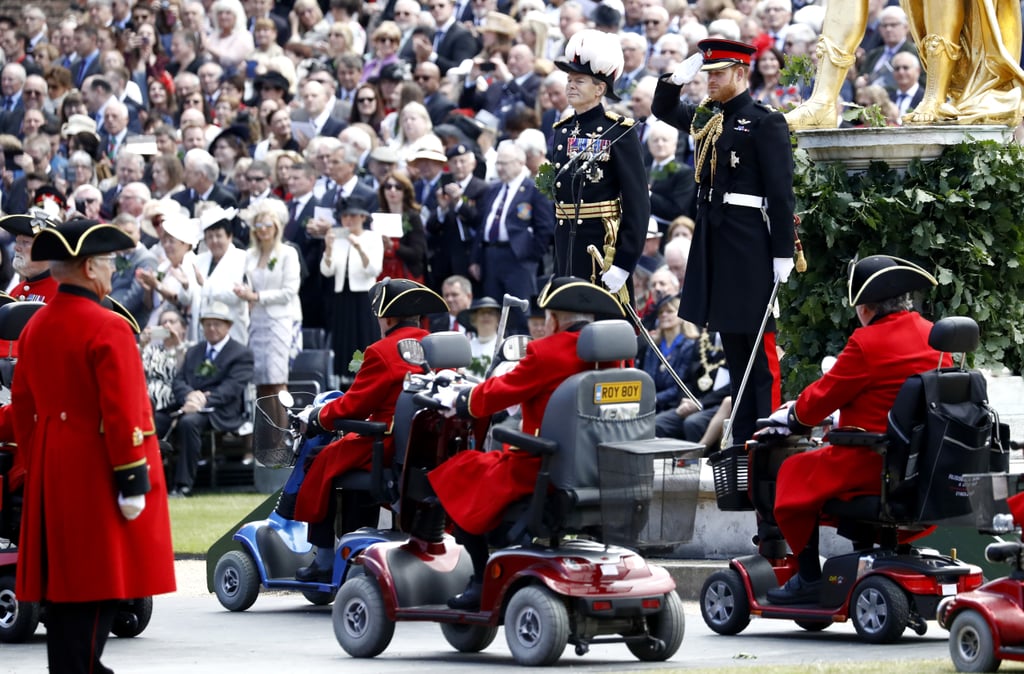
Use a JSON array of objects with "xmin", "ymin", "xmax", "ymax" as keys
[{"xmin": 795, "ymin": 125, "xmax": 1011, "ymax": 171}]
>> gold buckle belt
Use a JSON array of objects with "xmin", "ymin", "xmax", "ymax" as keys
[{"xmin": 555, "ymin": 200, "xmax": 621, "ymax": 221}]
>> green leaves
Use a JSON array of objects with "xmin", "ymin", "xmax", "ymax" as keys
[{"xmin": 783, "ymin": 139, "xmax": 1024, "ymax": 394}]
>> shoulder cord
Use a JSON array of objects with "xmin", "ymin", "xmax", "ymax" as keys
[{"xmin": 691, "ymin": 111, "xmax": 724, "ymax": 186}]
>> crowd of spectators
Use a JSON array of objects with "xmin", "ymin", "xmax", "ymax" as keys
[{"xmin": 0, "ymin": 0, "xmax": 935, "ymax": 482}]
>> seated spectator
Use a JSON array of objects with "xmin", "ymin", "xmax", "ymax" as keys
[
  {"xmin": 141, "ymin": 307, "xmax": 191, "ymax": 416},
  {"xmin": 640, "ymin": 296, "xmax": 698, "ymax": 413},
  {"xmin": 159, "ymin": 300, "xmax": 255, "ymax": 497},
  {"xmin": 429, "ymin": 274, "xmax": 474, "ymax": 334}
]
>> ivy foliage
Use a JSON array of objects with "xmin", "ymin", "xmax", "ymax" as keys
[{"xmin": 780, "ymin": 139, "xmax": 1024, "ymax": 395}]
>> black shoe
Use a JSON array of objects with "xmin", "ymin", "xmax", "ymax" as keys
[
  {"xmin": 447, "ymin": 581, "xmax": 483, "ymax": 611},
  {"xmin": 168, "ymin": 485, "xmax": 192, "ymax": 499},
  {"xmin": 295, "ymin": 560, "xmax": 333, "ymax": 583},
  {"xmin": 766, "ymin": 573, "xmax": 822, "ymax": 605}
]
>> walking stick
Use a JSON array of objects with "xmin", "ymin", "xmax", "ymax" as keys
[{"xmin": 586, "ymin": 245, "xmax": 702, "ymax": 409}]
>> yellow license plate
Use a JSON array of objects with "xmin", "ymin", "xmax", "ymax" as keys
[{"xmin": 593, "ymin": 381, "xmax": 642, "ymax": 404}]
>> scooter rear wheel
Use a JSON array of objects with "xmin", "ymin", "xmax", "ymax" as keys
[
  {"xmin": 949, "ymin": 609, "xmax": 1001, "ymax": 673},
  {"xmin": 0, "ymin": 574, "xmax": 39, "ymax": 643},
  {"xmin": 441, "ymin": 622, "xmax": 498, "ymax": 653},
  {"xmin": 851, "ymin": 576, "xmax": 909, "ymax": 644},
  {"xmin": 110, "ymin": 597, "xmax": 153, "ymax": 637},
  {"xmin": 302, "ymin": 589, "xmax": 337, "ymax": 606},
  {"xmin": 504, "ymin": 585, "xmax": 569, "ymax": 666},
  {"xmin": 700, "ymin": 569, "xmax": 750, "ymax": 635},
  {"xmin": 214, "ymin": 551, "xmax": 261, "ymax": 612},
  {"xmin": 627, "ymin": 590, "xmax": 685, "ymax": 661},
  {"xmin": 333, "ymin": 575, "xmax": 395, "ymax": 658}
]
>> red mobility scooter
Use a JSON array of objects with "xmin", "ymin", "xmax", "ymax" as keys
[
  {"xmin": 701, "ymin": 316, "xmax": 1001, "ymax": 643},
  {"xmin": 332, "ymin": 319, "xmax": 700, "ymax": 666}
]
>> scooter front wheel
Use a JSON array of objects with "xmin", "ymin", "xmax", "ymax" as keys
[
  {"xmin": 333, "ymin": 575, "xmax": 395, "ymax": 658},
  {"xmin": 949, "ymin": 609, "xmax": 1001, "ymax": 673},
  {"xmin": 441, "ymin": 622, "xmax": 498, "ymax": 653},
  {"xmin": 627, "ymin": 590, "xmax": 685, "ymax": 661},
  {"xmin": 213, "ymin": 551, "xmax": 260, "ymax": 612},
  {"xmin": 851, "ymin": 576, "xmax": 909, "ymax": 644},
  {"xmin": 700, "ymin": 569, "xmax": 750, "ymax": 635},
  {"xmin": 0, "ymin": 575, "xmax": 40, "ymax": 643},
  {"xmin": 504, "ymin": 585, "xmax": 569, "ymax": 666}
]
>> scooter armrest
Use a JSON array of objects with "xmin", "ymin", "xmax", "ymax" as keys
[
  {"xmin": 491, "ymin": 426, "xmax": 558, "ymax": 455},
  {"xmin": 827, "ymin": 428, "xmax": 887, "ymax": 448},
  {"xmin": 334, "ymin": 419, "xmax": 388, "ymax": 436}
]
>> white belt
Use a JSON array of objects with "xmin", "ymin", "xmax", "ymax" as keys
[{"xmin": 722, "ymin": 192, "xmax": 766, "ymax": 208}]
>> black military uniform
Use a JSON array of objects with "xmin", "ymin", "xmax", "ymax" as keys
[
  {"xmin": 651, "ymin": 38, "xmax": 795, "ymax": 445},
  {"xmin": 549, "ymin": 39, "xmax": 650, "ymax": 297}
]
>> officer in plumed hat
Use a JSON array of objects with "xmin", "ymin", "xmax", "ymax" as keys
[
  {"xmin": 291, "ymin": 278, "xmax": 448, "ymax": 582},
  {"xmin": 427, "ymin": 276, "xmax": 624, "ymax": 610},
  {"xmin": 651, "ymin": 38, "xmax": 797, "ymax": 446},
  {"xmin": 12, "ymin": 218, "xmax": 176, "ymax": 672},
  {"xmin": 548, "ymin": 29, "xmax": 650, "ymax": 303},
  {"xmin": 0, "ymin": 210, "xmax": 62, "ymax": 303},
  {"xmin": 766, "ymin": 254, "xmax": 945, "ymax": 604}
]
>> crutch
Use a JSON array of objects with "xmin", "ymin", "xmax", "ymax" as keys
[{"xmin": 493, "ymin": 293, "xmax": 530, "ymax": 361}]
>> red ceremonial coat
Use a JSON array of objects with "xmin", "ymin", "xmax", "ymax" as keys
[
  {"xmin": 429, "ymin": 328, "xmax": 597, "ymax": 536},
  {"xmin": 774, "ymin": 311, "xmax": 951, "ymax": 554},
  {"xmin": 294, "ymin": 324, "xmax": 429, "ymax": 523},
  {"xmin": 12, "ymin": 288, "xmax": 176, "ymax": 603}
]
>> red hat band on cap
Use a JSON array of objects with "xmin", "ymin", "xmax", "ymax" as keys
[{"xmin": 702, "ymin": 44, "xmax": 752, "ymax": 66}]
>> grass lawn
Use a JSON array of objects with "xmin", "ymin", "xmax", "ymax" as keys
[{"xmin": 168, "ymin": 492, "xmax": 271, "ymax": 556}]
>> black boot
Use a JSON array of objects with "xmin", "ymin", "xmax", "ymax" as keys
[{"xmin": 447, "ymin": 580, "xmax": 483, "ymax": 610}]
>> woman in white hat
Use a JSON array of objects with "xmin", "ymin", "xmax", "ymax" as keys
[{"xmin": 137, "ymin": 208, "xmax": 203, "ymax": 336}]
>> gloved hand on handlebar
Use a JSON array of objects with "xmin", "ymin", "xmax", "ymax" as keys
[
  {"xmin": 754, "ymin": 402, "xmax": 795, "ymax": 438},
  {"xmin": 118, "ymin": 493, "xmax": 146, "ymax": 520},
  {"xmin": 304, "ymin": 405, "xmax": 327, "ymax": 438}
]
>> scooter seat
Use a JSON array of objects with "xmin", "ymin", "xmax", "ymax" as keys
[{"xmin": 822, "ymin": 495, "xmax": 881, "ymax": 521}]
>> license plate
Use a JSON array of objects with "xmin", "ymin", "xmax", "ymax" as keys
[
  {"xmin": 941, "ymin": 584, "xmax": 958, "ymax": 596},
  {"xmin": 594, "ymin": 381, "xmax": 642, "ymax": 404}
]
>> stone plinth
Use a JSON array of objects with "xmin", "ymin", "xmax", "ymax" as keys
[{"xmin": 795, "ymin": 125, "xmax": 1011, "ymax": 171}]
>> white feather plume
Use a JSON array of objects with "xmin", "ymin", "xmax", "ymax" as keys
[{"xmin": 565, "ymin": 29, "xmax": 624, "ymax": 81}]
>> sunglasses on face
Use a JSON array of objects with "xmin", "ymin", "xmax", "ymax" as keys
[
  {"xmin": 357, "ymin": 97, "xmax": 376, "ymax": 103},
  {"xmin": 383, "ymin": 183, "xmax": 402, "ymax": 190}
]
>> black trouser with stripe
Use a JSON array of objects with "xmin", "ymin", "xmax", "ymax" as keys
[{"xmin": 46, "ymin": 599, "xmax": 118, "ymax": 674}]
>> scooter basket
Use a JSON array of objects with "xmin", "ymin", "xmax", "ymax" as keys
[
  {"xmin": 252, "ymin": 396, "xmax": 295, "ymax": 469},
  {"xmin": 709, "ymin": 444, "xmax": 753, "ymax": 511}
]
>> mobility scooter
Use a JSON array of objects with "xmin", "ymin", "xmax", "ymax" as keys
[
  {"xmin": 700, "ymin": 316, "xmax": 1001, "ymax": 643},
  {"xmin": 332, "ymin": 319, "xmax": 701, "ymax": 666},
  {"xmin": 0, "ymin": 300, "xmax": 153, "ymax": 642},
  {"xmin": 938, "ymin": 472, "xmax": 1024, "ymax": 672},
  {"xmin": 208, "ymin": 331, "xmax": 486, "ymax": 611}
]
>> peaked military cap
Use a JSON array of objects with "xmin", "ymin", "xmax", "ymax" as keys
[
  {"xmin": 31, "ymin": 219, "xmax": 135, "ymax": 261},
  {"xmin": 0, "ymin": 210, "xmax": 61, "ymax": 237},
  {"xmin": 698, "ymin": 38, "xmax": 757, "ymax": 71},
  {"xmin": 537, "ymin": 276, "xmax": 625, "ymax": 317},
  {"xmin": 848, "ymin": 254, "xmax": 937, "ymax": 306},
  {"xmin": 371, "ymin": 277, "xmax": 448, "ymax": 318}
]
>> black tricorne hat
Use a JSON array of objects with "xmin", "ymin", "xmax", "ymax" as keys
[
  {"xmin": 554, "ymin": 29, "xmax": 625, "ymax": 102},
  {"xmin": 538, "ymin": 276, "xmax": 625, "ymax": 317},
  {"xmin": 102, "ymin": 295, "xmax": 141, "ymax": 335},
  {"xmin": 371, "ymin": 277, "xmax": 449, "ymax": 318},
  {"xmin": 31, "ymin": 219, "xmax": 135, "ymax": 261},
  {"xmin": 0, "ymin": 211, "xmax": 61, "ymax": 237},
  {"xmin": 847, "ymin": 254, "xmax": 937, "ymax": 306}
]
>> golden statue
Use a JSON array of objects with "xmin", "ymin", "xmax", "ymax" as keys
[{"xmin": 786, "ymin": 0, "xmax": 1024, "ymax": 129}]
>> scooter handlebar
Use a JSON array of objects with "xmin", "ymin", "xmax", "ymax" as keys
[{"xmin": 413, "ymin": 392, "xmax": 446, "ymax": 410}]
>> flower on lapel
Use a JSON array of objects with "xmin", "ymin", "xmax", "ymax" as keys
[
  {"xmin": 268, "ymin": 256, "xmax": 278, "ymax": 271},
  {"xmin": 115, "ymin": 255, "xmax": 131, "ymax": 273},
  {"xmin": 196, "ymin": 359, "xmax": 217, "ymax": 377},
  {"xmin": 692, "ymin": 101, "xmax": 719, "ymax": 133},
  {"xmin": 650, "ymin": 160, "xmax": 679, "ymax": 183}
]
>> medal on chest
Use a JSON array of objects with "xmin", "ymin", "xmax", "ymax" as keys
[{"xmin": 567, "ymin": 133, "xmax": 611, "ymax": 183}]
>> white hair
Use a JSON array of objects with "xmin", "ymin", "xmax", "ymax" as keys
[
  {"xmin": 184, "ymin": 148, "xmax": 219, "ymax": 181},
  {"xmin": 678, "ymin": 22, "xmax": 709, "ymax": 49},
  {"xmin": 515, "ymin": 129, "xmax": 547, "ymax": 158},
  {"xmin": 707, "ymin": 19, "xmax": 741, "ymax": 41}
]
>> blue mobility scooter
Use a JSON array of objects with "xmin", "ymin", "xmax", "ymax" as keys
[
  {"xmin": 332, "ymin": 319, "xmax": 700, "ymax": 666},
  {"xmin": 701, "ymin": 316, "xmax": 1001, "ymax": 643},
  {"xmin": 0, "ymin": 300, "xmax": 153, "ymax": 642},
  {"xmin": 209, "ymin": 331, "xmax": 484, "ymax": 611}
]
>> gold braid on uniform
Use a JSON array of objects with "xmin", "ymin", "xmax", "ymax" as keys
[{"xmin": 691, "ymin": 104, "xmax": 724, "ymax": 186}]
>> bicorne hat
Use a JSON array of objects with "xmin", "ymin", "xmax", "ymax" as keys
[
  {"xmin": 0, "ymin": 210, "xmax": 61, "ymax": 237},
  {"xmin": 847, "ymin": 254, "xmax": 937, "ymax": 306},
  {"xmin": 31, "ymin": 219, "xmax": 135, "ymax": 261},
  {"xmin": 554, "ymin": 29, "xmax": 625, "ymax": 102},
  {"xmin": 537, "ymin": 276, "xmax": 625, "ymax": 317},
  {"xmin": 371, "ymin": 278, "xmax": 449, "ymax": 318}
]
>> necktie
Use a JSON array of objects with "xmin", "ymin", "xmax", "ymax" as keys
[
  {"xmin": 875, "ymin": 48, "xmax": 895, "ymax": 73},
  {"xmin": 1, "ymin": 98, "xmax": 9, "ymax": 112},
  {"xmin": 636, "ymin": 120, "xmax": 647, "ymax": 143},
  {"xmin": 895, "ymin": 92, "xmax": 907, "ymax": 109},
  {"xmin": 288, "ymin": 200, "xmax": 297, "ymax": 222},
  {"xmin": 487, "ymin": 185, "xmax": 508, "ymax": 242},
  {"xmin": 206, "ymin": 345, "xmax": 215, "ymax": 361},
  {"xmin": 433, "ymin": 30, "xmax": 444, "ymax": 51},
  {"xmin": 76, "ymin": 58, "xmax": 87, "ymax": 87}
]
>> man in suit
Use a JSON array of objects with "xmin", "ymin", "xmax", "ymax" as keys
[
  {"xmin": 394, "ymin": 0, "xmax": 424, "ymax": 62},
  {"xmin": 459, "ymin": 44, "xmax": 540, "ymax": 131},
  {"xmin": 414, "ymin": 0, "xmax": 481, "ymax": 75},
  {"xmin": 292, "ymin": 66, "xmax": 350, "ymax": 123},
  {"xmin": 284, "ymin": 162, "xmax": 327, "ymax": 329},
  {"xmin": 416, "ymin": 62, "xmax": 456, "ymax": 126},
  {"xmin": 173, "ymin": 148, "xmax": 240, "ymax": 216},
  {"xmin": 428, "ymin": 274, "xmax": 474, "ymax": 333},
  {"xmin": 0, "ymin": 63, "xmax": 26, "ymax": 117},
  {"xmin": 426, "ymin": 144, "xmax": 488, "ymax": 289},
  {"xmin": 245, "ymin": 0, "xmax": 290, "ymax": 46},
  {"xmin": 614, "ymin": 32, "xmax": 650, "ymax": 101},
  {"xmin": 539, "ymin": 70, "xmax": 570, "ymax": 148},
  {"xmin": 69, "ymin": 24, "xmax": 102, "ymax": 89},
  {"xmin": 100, "ymin": 151, "xmax": 144, "ymax": 220},
  {"xmin": 409, "ymin": 142, "xmax": 447, "ymax": 219},
  {"xmin": 646, "ymin": 120, "xmax": 696, "ymax": 225},
  {"xmin": 856, "ymin": 5, "xmax": 918, "ymax": 90},
  {"xmin": 160, "ymin": 301, "xmax": 255, "ymax": 496},
  {"xmin": 886, "ymin": 51, "xmax": 924, "ymax": 120},
  {"xmin": 317, "ymin": 143, "xmax": 378, "ymax": 213},
  {"xmin": 469, "ymin": 141, "xmax": 554, "ymax": 335},
  {"xmin": 298, "ymin": 80, "xmax": 347, "ymax": 139}
]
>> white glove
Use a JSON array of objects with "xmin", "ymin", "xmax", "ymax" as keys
[
  {"xmin": 669, "ymin": 52, "xmax": 704, "ymax": 86},
  {"xmin": 297, "ymin": 405, "xmax": 314, "ymax": 423},
  {"xmin": 601, "ymin": 265, "xmax": 629, "ymax": 293},
  {"xmin": 432, "ymin": 385, "xmax": 459, "ymax": 410},
  {"xmin": 118, "ymin": 493, "xmax": 146, "ymax": 520},
  {"xmin": 993, "ymin": 513, "xmax": 1016, "ymax": 534},
  {"xmin": 820, "ymin": 355, "xmax": 837, "ymax": 374},
  {"xmin": 773, "ymin": 257, "xmax": 795, "ymax": 283},
  {"xmin": 767, "ymin": 405, "xmax": 791, "ymax": 426}
]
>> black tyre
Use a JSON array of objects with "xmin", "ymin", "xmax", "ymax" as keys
[
  {"xmin": 949, "ymin": 610, "xmax": 1001, "ymax": 673},
  {"xmin": 0, "ymin": 575, "xmax": 39, "ymax": 643},
  {"xmin": 440, "ymin": 622, "xmax": 499, "ymax": 653},
  {"xmin": 333, "ymin": 575, "xmax": 395, "ymax": 658},
  {"xmin": 110, "ymin": 597, "xmax": 153, "ymax": 637},
  {"xmin": 302, "ymin": 588, "xmax": 337, "ymax": 606},
  {"xmin": 504, "ymin": 585, "xmax": 569, "ymax": 666},
  {"xmin": 851, "ymin": 576, "xmax": 909, "ymax": 644},
  {"xmin": 700, "ymin": 569, "xmax": 750, "ymax": 635},
  {"xmin": 213, "ymin": 551, "xmax": 260, "ymax": 612},
  {"xmin": 627, "ymin": 591, "xmax": 685, "ymax": 662},
  {"xmin": 794, "ymin": 619, "xmax": 831, "ymax": 632}
]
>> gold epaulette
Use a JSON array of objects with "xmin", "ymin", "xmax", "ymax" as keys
[
  {"xmin": 553, "ymin": 115, "xmax": 573, "ymax": 128},
  {"xmin": 604, "ymin": 111, "xmax": 636, "ymax": 127}
]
